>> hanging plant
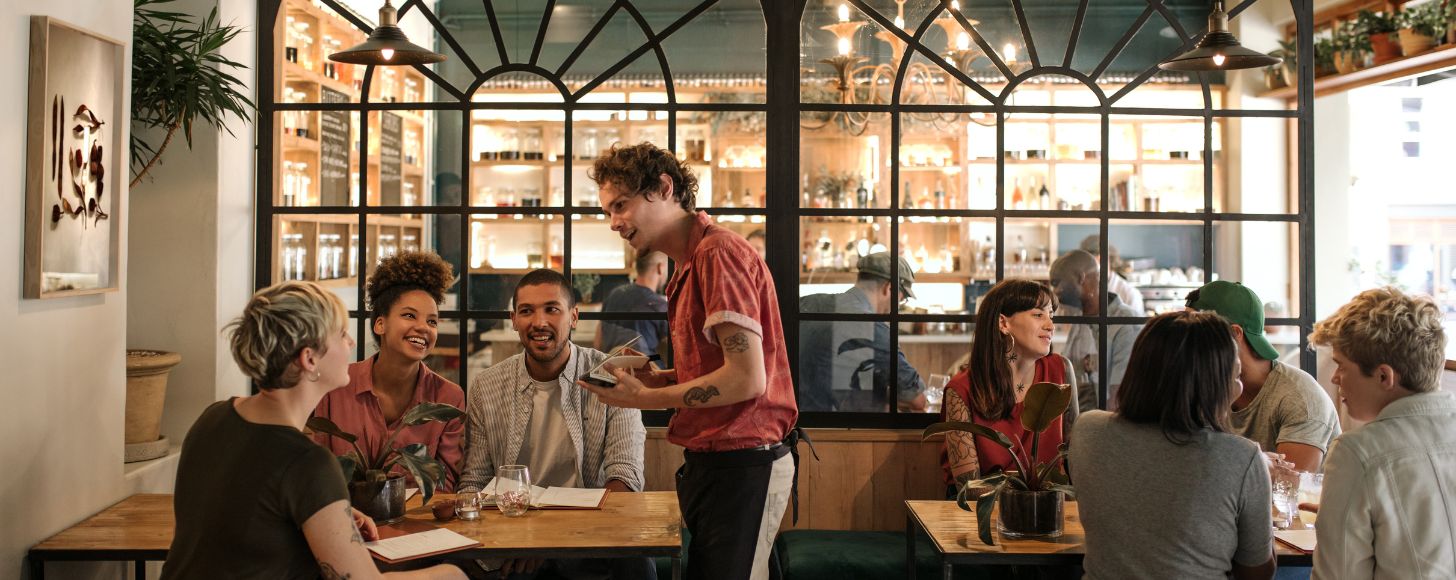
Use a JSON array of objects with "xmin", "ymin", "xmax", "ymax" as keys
[{"xmin": 130, "ymin": 0, "xmax": 254, "ymax": 187}]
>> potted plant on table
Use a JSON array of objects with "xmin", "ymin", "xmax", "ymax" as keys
[
  {"xmin": 922, "ymin": 382, "xmax": 1075, "ymax": 546},
  {"xmin": 1356, "ymin": 9, "xmax": 1402, "ymax": 63},
  {"xmin": 308, "ymin": 402, "xmax": 464, "ymax": 522},
  {"xmin": 1397, "ymin": 2, "xmax": 1444, "ymax": 56}
]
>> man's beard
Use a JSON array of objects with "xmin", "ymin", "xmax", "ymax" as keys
[{"xmin": 526, "ymin": 329, "xmax": 571, "ymax": 363}]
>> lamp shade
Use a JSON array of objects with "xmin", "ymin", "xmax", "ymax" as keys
[
  {"xmin": 1159, "ymin": 1, "xmax": 1279, "ymax": 71},
  {"xmin": 328, "ymin": 2, "xmax": 445, "ymax": 66}
]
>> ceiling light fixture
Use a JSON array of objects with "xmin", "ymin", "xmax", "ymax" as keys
[
  {"xmin": 329, "ymin": 0, "xmax": 445, "ymax": 67},
  {"xmin": 1159, "ymin": 0, "xmax": 1279, "ymax": 71}
]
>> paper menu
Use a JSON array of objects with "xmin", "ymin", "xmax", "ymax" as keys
[
  {"xmin": 1274, "ymin": 529, "xmax": 1317, "ymax": 553},
  {"xmin": 479, "ymin": 478, "xmax": 608, "ymax": 508},
  {"xmin": 365, "ymin": 528, "xmax": 478, "ymax": 562}
]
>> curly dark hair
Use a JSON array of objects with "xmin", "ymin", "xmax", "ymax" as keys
[
  {"xmin": 587, "ymin": 142, "xmax": 698, "ymax": 211},
  {"xmin": 367, "ymin": 251, "xmax": 456, "ymax": 345}
]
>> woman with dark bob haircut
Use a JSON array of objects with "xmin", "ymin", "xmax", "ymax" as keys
[
  {"xmin": 939, "ymin": 278, "xmax": 1079, "ymax": 490},
  {"xmin": 1069, "ymin": 311, "xmax": 1275, "ymax": 580}
]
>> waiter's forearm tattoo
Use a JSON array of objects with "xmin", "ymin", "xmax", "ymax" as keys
[
  {"xmin": 723, "ymin": 332, "xmax": 750, "ymax": 353},
  {"xmin": 345, "ymin": 506, "xmax": 363, "ymax": 545},
  {"xmin": 320, "ymin": 562, "xmax": 351, "ymax": 579},
  {"xmin": 683, "ymin": 385, "xmax": 721, "ymax": 407}
]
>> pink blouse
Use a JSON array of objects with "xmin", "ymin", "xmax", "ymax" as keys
[{"xmin": 311, "ymin": 357, "xmax": 465, "ymax": 491}]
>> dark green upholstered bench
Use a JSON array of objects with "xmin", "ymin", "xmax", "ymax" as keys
[{"xmin": 773, "ymin": 529, "xmax": 994, "ymax": 580}]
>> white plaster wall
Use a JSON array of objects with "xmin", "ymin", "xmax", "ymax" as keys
[{"xmin": 0, "ymin": 3, "xmax": 135, "ymax": 579}]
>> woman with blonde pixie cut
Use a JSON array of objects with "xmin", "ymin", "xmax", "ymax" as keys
[
  {"xmin": 1309, "ymin": 287, "xmax": 1455, "ymax": 580},
  {"xmin": 162, "ymin": 282, "xmax": 464, "ymax": 580}
]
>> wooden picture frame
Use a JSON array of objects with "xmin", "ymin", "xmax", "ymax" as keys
[{"xmin": 24, "ymin": 16, "xmax": 125, "ymax": 299}]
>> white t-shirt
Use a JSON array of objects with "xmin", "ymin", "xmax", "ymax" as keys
[{"xmin": 516, "ymin": 379, "xmax": 582, "ymax": 488}]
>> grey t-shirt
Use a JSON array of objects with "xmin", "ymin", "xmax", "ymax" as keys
[
  {"xmin": 1070, "ymin": 411, "xmax": 1273, "ymax": 580},
  {"xmin": 1232, "ymin": 360, "xmax": 1341, "ymax": 457},
  {"xmin": 516, "ymin": 379, "xmax": 582, "ymax": 488}
]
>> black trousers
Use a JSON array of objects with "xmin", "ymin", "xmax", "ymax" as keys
[{"xmin": 676, "ymin": 445, "xmax": 793, "ymax": 580}]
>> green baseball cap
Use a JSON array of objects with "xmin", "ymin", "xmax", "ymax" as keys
[
  {"xmin": 1186, "ymin": 280, "xmax": 1280, "ymax": 360},
  {"xmin": 857, "ymin": 252, "xmax": 915, "ymax": 299}
]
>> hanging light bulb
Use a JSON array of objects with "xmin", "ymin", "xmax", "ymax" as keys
[
  {"xmin": 1159, "ymin": 0, "xmax": 1279, "ymax": 71},
  {"xmin": 956, "ymin": 32, "xmax": 971, "ymax": 52},
  {"xmin": 329, "ymin": 0, "xmax": 445, "ymax": 66},
  {"xmin": 838, "ymin": 37, "xmax": 853, "ymax": 56},
  {"xmin": 838, "ymin": 3, "xmax": 850, "ymax": 22}
]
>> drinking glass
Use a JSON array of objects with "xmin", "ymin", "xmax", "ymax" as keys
[
  {"xmin": 1298, "ymin": 471, "xmax": 1324, "ymax": 507},
  {"xmin": 925, "ymin": 374, "xmax": 950, "ymax": 413},
  {"xmin": 454, "ymin": 491, "xmax": 481, "ymax": 521},
  {"xmin": 495, "ymin": 465, "xmax": 532, "ymax": 517},
  {"xmin": 1271, "ymin": 469, "xmax": 1300, "ymax": 529}
]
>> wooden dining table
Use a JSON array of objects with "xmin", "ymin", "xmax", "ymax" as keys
[
  {"xmin": 28, "ymin": 491, "xmax": 684, "ymax": 580},
  {"xmin": 905, "ymin": 500, "xmax": 1313, "ymax": 579}
]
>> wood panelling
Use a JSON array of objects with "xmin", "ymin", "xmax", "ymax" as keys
[{"xmin": 644, "ymin": 428, "xmax": 947, "ymax": 532}]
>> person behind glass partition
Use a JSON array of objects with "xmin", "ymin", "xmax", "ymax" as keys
[
  {"xmin": 1308, "ymin": 287, "xmax": 1456, "ymax": 580},
  {"xmin": 311, "ymin": 251, "xmax": 465, "ymax": 491},
  {"xmin": 1186, "ymin": 281, "xmax": 1340, "ymax": 474},
  {"xmin": 1078, "ymin": 235, "xmax": 1145, "ymax": 315},
  {"xmin": 798, "ymin": 252, "xmax": 927, "ymax": 412},
  {"xmin": 1070, "ymin": 310, "xmax": 1275, "ymax": 580},
  {"xmin": 745, "ymin": 228, "xmax": 766, "ymax": 261},
  {"xmin": 460, "ymin": 269, "xmax": 651, "ymax": 580},
  {"xmin": 162, "ymin": 282, "xmax": 465, "ymax": 580},
  {"xmin": 596, "ymin": 250, "xmax": 671, "ymax": 367},
  {"xmin": 939, "ymin": 279, "xmax": 1079, "ymax": 492},
  {"xmin": 1049, "ymin": 249, "xmax": 1144, "ymax": 412}
]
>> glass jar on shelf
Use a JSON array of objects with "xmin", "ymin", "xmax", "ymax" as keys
[
  {"xmin": 402, "ymin": 181, "xmax": 416, "ymax": 207},
  {"xmin": 527, "ymin": 241, "xmax": 545, "ymax": 268},
  {"xmin": 378, "ymin": 234, "xmax": 398, "ymax": 261},
  {"xmin": 500, "ymin": 127, "xmax": 521, "ymax": 161},
  {"xmin": 402, "ymin": 234, "xmax": 419, "ymax": 253},
  {"xmin": 602, "ymin": 128, "xmax": 622, "ymax": 151},
  {"xmin": 576, "ymin": 128, "xmax": 599, "ymax": 160},
  {"xmin": 347, "ymin": 234, "xmax": 358, "ymax": 278},
  {"xmin": 293, "ymin": 234, "xmax": 308, "ymax": 281},
  {"xmin": 524, "ymin": 127, "xmax": 543, "ymax": 161}
]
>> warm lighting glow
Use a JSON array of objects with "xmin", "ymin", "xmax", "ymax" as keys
[
  {"xmin": 838, "ymin": 3, "xmax": 849, "ymax": 22},
  {"xmin": 956, "ymin": 32, "xmax": 970, "ymax": 51},
  {"xmin": 1212, "ymin": 53, "xmax": 1226, "ymax": 66},
  {"xmin": 894, "ymin": 15, "xmax": 905, "ymax": 29},
  {"xmin": 380, "ymin": 48, "xmax": 395, "ymax": 61},
  {"xmin": 838, "ymin": 37, "xmax": 852, "ymax": 56},
  {"xmin": 1002, "ymin": 43, "xmax": 1016, "ymax": 63},
  {"xmin": 951, "ymin": 0, "xmax": 960, "ymax": 9}
]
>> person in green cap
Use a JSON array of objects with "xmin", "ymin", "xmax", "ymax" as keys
[
  {"xmin": 798, "ymin": 252, "xmax": 927, "ymax": 412},
  {"xmin": 1186, "ymin": 280, "xmax": 1340, "ymax": 473}
]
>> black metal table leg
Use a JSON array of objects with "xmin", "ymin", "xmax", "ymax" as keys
[{"xmin": 906, "ymin": 513, "xmax": 916, "ymax": 580}]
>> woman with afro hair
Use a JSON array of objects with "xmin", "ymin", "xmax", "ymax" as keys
[{"xmin": 311, "ymin": 251, "xmax": 466, "ymax": 491}]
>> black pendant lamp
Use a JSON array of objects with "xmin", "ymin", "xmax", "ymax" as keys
[
  {"xmin": 1159, "ymin": 0, "xmax": 1280, "ymax": 71},
  {"xmin": 329, "ymin": 0, "xmax": 445, "ymax": 66}
]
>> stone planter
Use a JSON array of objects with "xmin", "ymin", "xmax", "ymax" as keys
[
  {"xmin": 1370, "ymin": 32, "xmax": 1402, "ymax": 63},
  {"xmin": 997, "ymin": 489, "xmax": 1065, "ymax": 539},
  {"xmin": 124, "ymin": 349, "xmax": 181, "ymax": 463},
  {"xmin": 350, "ymin": 473, "xmax": 408, "ymax": 523},
  {"xmin": 1398, "ymin": 28, "xmax": 1436, "ymax": 56},
  {"xmin": 1264, "ymin": 67, "xmax": 1287, "ymax": 91}
]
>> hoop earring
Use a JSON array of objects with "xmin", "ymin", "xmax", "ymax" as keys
[
  {"xmin": 308, "ymin": 370, "xmax": 321, "ymax": 382},
  {"xmin": 1004, "ymin": 334, "xmax": 1019, "ymax": 363}
]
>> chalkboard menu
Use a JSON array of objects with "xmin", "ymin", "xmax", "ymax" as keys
[
  {"xmin": 380, "ymin": 112, "xmax": 402, "ymax": 205},
  {"xmin": 319, "ymin": 88, "xmax": 351, "ymax": 206}
]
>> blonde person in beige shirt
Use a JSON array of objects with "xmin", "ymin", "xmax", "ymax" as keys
[{"xmin": 1308, "ymin": 287, "xmax": 1456, "ymax": 580}]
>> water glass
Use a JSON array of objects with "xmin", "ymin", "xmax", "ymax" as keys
[
  {"xmin": 1298, "ymin": 471, "xmax": 1324, "ymax": 507},
  {"xmin": 495, "ymin": 465, "xmax": 532, "ymax": 517},
  {"xmin": 455, "ymin": 492, "xmax": 481, "ymax": 521},
  {"xmin": 925, "ymin": 374, "xmax": 950, "ymax": 413},
  {"xmin": 1271, "ymin": 470, "xmax": 1300, "ymax": 529}
]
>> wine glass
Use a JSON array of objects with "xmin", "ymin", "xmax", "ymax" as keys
[{"xmin": 495, "ymin": 465, "xmax": 532, "ymax": 517}]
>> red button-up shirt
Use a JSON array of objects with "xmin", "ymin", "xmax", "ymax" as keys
[
  {"xmin": 666, "ymin": 211, "xmax": 798, "ymax": 452},
  {"xmin": 312, "ymin": 356, "xmax": 466, "ymax": 491}
]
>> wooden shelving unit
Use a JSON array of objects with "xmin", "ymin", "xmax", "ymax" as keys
[
  {"xmin": 272, "ymin": 0, "xmax": 430, "ymax": 286},
  {"xmin": 1259, "ymin": 44, "xmax": 1456, "ymax": 100}
]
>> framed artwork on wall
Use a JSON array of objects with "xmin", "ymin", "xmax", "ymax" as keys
[{"xmin": 24, "ymin": 16, "xmax": 125, "ymax": 299}]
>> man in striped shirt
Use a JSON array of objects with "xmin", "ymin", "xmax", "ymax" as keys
[
  {"xmin": 583, "ymin": 143, "xmax": 798, "ymax": 580},
  {"xmin": 459, "ymin": 269, "xmax": 651, "ymax": 579}
]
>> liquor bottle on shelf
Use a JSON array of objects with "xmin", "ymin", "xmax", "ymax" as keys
[
  {"xmin": 348, "ymin": 234, "xmax": 358, "ymax": 278},
  {"xmin": 856, "ymin": 177, "xmax": 869, "ymax": 208},
  {"xmin": 721, "ymin": 189, "xmax": 736, "ymax": 208},
  {"xmin": 1014, "ymin": 235, "xmax": 1028, "ymax": 265},
  {"xmin": 918, "ymin": 186, "xmax": 933, "ymax": 209},
  {"xmin": 741, "ymin": 188, "xmax": 754, "ymax": 208},
  {"xmin": 1012, "ymin": 178, "xmax": 1025, "ymax": 209},
  {"xmin": 802, "ymin": 238, "xmax": 816, "ymax": 271},
  {"xmin": 549, "ymin": 235, "xmax": 563, "ymax": 269},
  {"xmin": 981, "ymin": 236, "xmax": 996, "ymax": 276},
  {"xmin": 801, "ymin": 173, "xmax": 811, "ymax": 208},
  {"xmin": 816, "ymin": 230, "xmax": 834, "ymax": 270},
  {"xmin": 843, "ymin": 235, "xmax": 861, "ymax": 271},
  {"xmin": 940, "ymin": 244, "xmax": 956, "ymax": 274},
  {"xmin": 915, "ymin": 244, "xmax": 931, "ymax": 273},
  {"xmin": 934, "ymin": 180, "xmax": 946, "ymax": 210},
  {"xmin": 902, "ymin": 181, "xmax": 913, "ymax": 209}
]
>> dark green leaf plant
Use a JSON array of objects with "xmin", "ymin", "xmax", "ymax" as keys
[
  {"xmin": 308, "ymin": 402, "xmax": 465, "ymax": 506},
  {"xmin": 131, "ymin": 0, "xmax": 254, "ymax": 187},
  {"xmin": 922, "ymin": 382, "xmax": 1075, "ymax": 546}
]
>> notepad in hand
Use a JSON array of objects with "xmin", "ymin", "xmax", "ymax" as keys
[
  {"xmin": 1274, "ymin": 529, "xmax": 1317, "ymax": 553},
  {"xmin": 366, "ymin": 528, "xmax": 480, "ymax": 563}
]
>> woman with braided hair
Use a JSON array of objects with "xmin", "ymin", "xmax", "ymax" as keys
[{"xmin": 311, "ymin": 251, "xmax": 466, "ymax": 491}]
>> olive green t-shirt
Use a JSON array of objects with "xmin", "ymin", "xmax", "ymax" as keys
[{"xmin": 161, "ymin": 399, "xmax": 348, "ymax": 580}]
